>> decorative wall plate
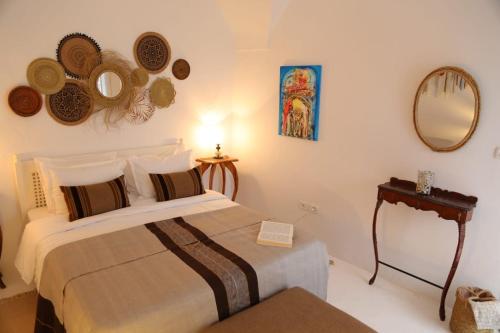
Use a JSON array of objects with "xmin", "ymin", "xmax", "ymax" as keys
[
  {"xmin": 8, "ymin": 86, "xmax": 42, "ymax": 117},
  {"xmin": 46, "ymin": 80, "xmax": 94, "ymax": 125},
  {"xmin": 150, "ymin": 77, "xmax": 176, "ymax": 108},
  {"xmin": 57, "ymin": 33, "xmax": 101, "ymax": 79},
  {"xmin": 131, "ymin": 68, "xmax": 149, "ymax": 87},
  {"xmin": 134, "ymin": 32, "xmax": 171, "ymax": 74},
  {"xmin": 27, "ymin": 58, "xmax": 66, "ymax": 95},
  {"xmin": 172, "ymin": 59, "xmax": 190, "ymax": 80}
]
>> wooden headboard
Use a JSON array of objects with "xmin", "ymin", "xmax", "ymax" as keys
[{"xmin": 14, "ymin": 139, "xmax": 182, "ymax": 221}]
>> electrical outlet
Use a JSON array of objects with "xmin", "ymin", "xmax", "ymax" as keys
[{"xmin": 299, "ymin": 201, "xmax": 319, "ymax": 214}]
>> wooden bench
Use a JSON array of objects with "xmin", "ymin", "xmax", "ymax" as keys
[{"xmin": 203, "ymin": 287, "xmax": 376, "ymax": 333}]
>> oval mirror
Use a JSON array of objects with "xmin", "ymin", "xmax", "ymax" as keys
[
  {"xmin": 96, "ymin": 71, "xmax": 123, "ymax": 98},
  {"xmin": 414, "ymin": 67, "xmax": 480, "ymax": 152}
]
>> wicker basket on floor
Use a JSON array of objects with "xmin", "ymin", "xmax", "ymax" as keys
[{"xmin": 450, "ymin": 287, "xmax": 496, "ymax": 333}]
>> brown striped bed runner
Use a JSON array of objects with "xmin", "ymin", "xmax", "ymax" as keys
[
  {"xmin": 145, "ymin": 217, "xmax": 259, "ymax": 320},
  {"xmin": 34, "ymin": 205, "xmax": 329, "ymax": 333}
]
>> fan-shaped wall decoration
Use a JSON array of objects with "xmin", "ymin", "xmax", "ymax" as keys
[
  {"xmin": 172, "ymin": 59, "xmax": 190, "ymax": 80},
  {"xmin": 46, "ymin": 80, "xmax": 94, "ymax": 125},
  {"xmin": 126, "ymin": 89, "xmax": 155, "ymax": 124},
  {"xmin": 27, "ymin": 58, "xmax": 66, "ymax": 95},
  {"xmin": 150, "ymin": 77, "xmax": 176, "ymax": 108},
  {"xmin": 8, "ymin": 86, "xmax": 43, "ymax": 117},
  {"xmin": 134, "ymin": 32, "xmax": 171, "ymax": 74},
  {"xmin": 57, "ymin": 33, "xmax": 101, "ymax": 79}
]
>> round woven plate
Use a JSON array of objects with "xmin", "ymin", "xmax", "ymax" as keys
[
  {"xmin": 172, "ymin": 59, "xmax": 190, "ymax": 80},
  {"xmin": 27, "ymin": 58, "xmax": 66, "ymax": 95},
  {"xmin": 57, "ymin": 33, "xmax": 101, "ymax": 79},
  {"xmin": 131, "ymin": 68, "xmax": 149, "ymax": 87},
  {"xmin": 46, "ymin": 80, "xmax": 94, "ymax": 126},
  {"xmin": 150, "ymin": 77, "xmax": 176, "ymax": 108},
  {"xmin": 134, "ymin": 32, "xmax": 171, "ymax": 74},
  {"xmin": 8, "ymin": 86, "xmax": 42, "ymax": 117}
]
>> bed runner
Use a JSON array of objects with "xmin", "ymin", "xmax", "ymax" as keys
[
  {"xmin": 145, "ymin": 217, "xmax": 259, "ymax": 320},
  {"xmin": 34, "ymin": 207, "xmax": 262, "ymax": 333}
]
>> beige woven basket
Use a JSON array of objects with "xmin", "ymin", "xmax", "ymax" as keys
[{"xmin": 450, "ymin": 287, "xmax": 495, "ymax": 333}]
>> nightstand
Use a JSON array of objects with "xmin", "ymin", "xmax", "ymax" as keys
[
  {"xmin": 196, "ymin": 156, "xmax": 239, "ymax": 201},
  {"xmin": 0, "ymin": 222, "xmax": 5, "ymax": 289}
]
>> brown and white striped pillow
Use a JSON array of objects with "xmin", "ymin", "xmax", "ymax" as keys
[
  {"xmin": 149, "ymin": 167, "xmax": 205, "ymax": 202},
  {"xmin": 60, "ymin": 175, "xmax": 130, "ymax": 222}
]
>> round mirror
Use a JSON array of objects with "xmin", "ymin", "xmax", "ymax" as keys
[
  {"xmin": 414, "ymin": 67, "xmax": 480, "ymax": 152},
  {"xmin": 96, "ymin": 71, "xmax": 123, "ymax": 98}
]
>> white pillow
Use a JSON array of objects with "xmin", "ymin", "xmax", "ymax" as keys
[
  {"xmin": 122, "ymin": 145, "xmax": 183, "ymax": 195},
  {"xmin": 34, "ymin": 152, "xmax": 117, "ymax": 212},
  {"xmin": 50, "ymin": 159, "xmax": 127, "ymax": 215},
  {"xmin": 129, "ymin": 150, "xmax": 193, "ymax": 198}
]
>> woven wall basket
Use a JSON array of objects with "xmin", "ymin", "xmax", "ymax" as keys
[
  {"xmin": 46, "ymin": 80, "xmax": 93, "ymax": 126},
  {"xmin": 134, "ymin": 32, "xmax": 171, "ymax": 74},
  {"xmin": 450, "ymin": 287, "xmax": 495, "ymax": 333}
]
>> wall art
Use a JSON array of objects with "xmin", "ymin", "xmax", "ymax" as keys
[
  {"xmin": 57, "ymin": 33, "xmax": 101, "ymax": 79},
  {"xmin": 172, "ymin": 59, "xmax": 190, "ymax": 80},
  {"xmin": 278, "ymin": 65, "xmax": 322, "ymax": 141},
  {"xmin": 8, "ymin": 86, "xmax": 42, "ymax": 117},
  {"xmin": 134, "ymin": 32, "xmax": 171, "ymax": 74},
  {"xmin": 46, "ymin": 80, "xmax": 93, "ymax": 125},
  {"xmin": 150, "ymin": 77, "xmax": 176, "ymax": 108},
  {"xmin": 27, "ymin": 58, "xmax": 66, "ymax": 95}
]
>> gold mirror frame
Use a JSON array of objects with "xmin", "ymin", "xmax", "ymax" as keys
[
  {"xmin": 413, "ymin": 66, "xmax": 480, "ymax": 152},
  {"xmin": 88, "ymin": 63, "xmax": 131, "ymax": 108}
]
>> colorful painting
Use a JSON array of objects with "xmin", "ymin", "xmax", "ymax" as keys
[{"xmin": 279, "ymin": 65, "xmax": 322, "ymax": 141}]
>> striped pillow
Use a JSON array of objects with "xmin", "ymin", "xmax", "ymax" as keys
[
  {"xmin": 60, "ymin": 175, "xmax": 130, "ymax": 222},
  {"xmin": 149, "ymin": 167, "xmax": 205, "ymax": 202}
]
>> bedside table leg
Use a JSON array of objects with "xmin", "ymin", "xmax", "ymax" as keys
[
  {"xmin": 224, "ymin": 161, "xmax": 239, "ymax": 201},
  {"xmin": 208, "ymin": 164, "xmax": 216, "ymax": 190},
  {"xmin": 219, "ymin": 164, "xmax": 226, "ymax": 195},
  {"xmin": 0, "ymin": 272, "xmax": 5, "ymax": 289}
]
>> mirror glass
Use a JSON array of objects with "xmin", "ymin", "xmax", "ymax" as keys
[
  {"xmin": 414, "ymin": 68, "xmax": 479, "ymax": 151},
  {"xmin": 96, "ymin": 71, "xmax": 123, "ymax": 98}
]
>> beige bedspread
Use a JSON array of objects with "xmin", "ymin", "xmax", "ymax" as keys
[{"xmin": 35, "ymin": 206, "xmax": 329, "ymax": 333}]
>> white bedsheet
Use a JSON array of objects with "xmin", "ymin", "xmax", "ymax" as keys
[{"xmin": 15, "ymin": 191, "xmax": 237, "ymax": 287}]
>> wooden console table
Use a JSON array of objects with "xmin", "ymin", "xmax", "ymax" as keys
[
  {"xmin": 196, "ymin": 156, "xmax": 239, "ymax": 201},
  {"xmin": 368, "ymin": 177, "xmax": 477, "ymax": 321},
  {"xmin": 0, "ymin": 221, "xmax": 5, "ymax": 289}
]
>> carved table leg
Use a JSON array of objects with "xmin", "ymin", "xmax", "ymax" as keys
[
  {"xmin": 439, "ymin": 222, "xmax": 466, "ymax": 321},
  {"xmin": 0, "ymin": 272, "xmax": 5, "ymax": 289},
  {"xmin": 219, "ymin": 164, "xmax": 226, "ymax": 195},
  {"xmin": 368, "ymin": 196, "xmax": 384, "ymax": 285},
  {"xmin": 199, "ymin": 162, "xmax": 210, "ymax": 175},
  {"xmin": 208, "ymin": 164, "xmax": 217, "ymax": 190},
  {"xmin": 224, "ymin": 161, "xmax": 239, "ymax": 201}
]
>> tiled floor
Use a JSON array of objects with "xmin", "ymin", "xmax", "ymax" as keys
[{"xmin": 0, "ymin": 258, "xmax": 450, "ymax": 333}]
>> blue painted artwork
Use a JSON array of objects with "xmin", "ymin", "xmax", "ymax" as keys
[{"xmin": 278, "ymin": 65, "xmax": 322, "ymax": 141}]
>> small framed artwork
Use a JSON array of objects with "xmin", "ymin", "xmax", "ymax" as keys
[{"xmin": 278, "ymin": 65, "xmax": 322, "ymax": 141}]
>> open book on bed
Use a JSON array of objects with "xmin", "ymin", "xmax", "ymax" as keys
[{"xmin": 257, "ymin": 220, "xmax": 294, "ymax": 248}]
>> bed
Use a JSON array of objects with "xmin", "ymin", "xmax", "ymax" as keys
[{"xmin": 14, "ymin": 141, "xmax": 329, "ymax": 333}]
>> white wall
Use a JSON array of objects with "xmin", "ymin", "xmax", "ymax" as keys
[
  {"xmin": 232, "ymin": 0, "xmax": 500, "ymax": 304},
  {"xmin": 0, "ymin": 0, "xmax": 235, "ymax": 284}
]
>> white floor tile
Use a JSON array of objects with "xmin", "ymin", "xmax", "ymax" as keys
[{"xmin": 327, "ymin": 258, "xmax": 450, "ymax": 333}]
